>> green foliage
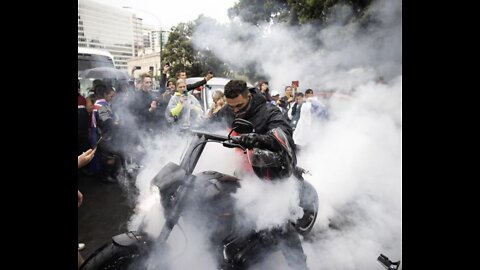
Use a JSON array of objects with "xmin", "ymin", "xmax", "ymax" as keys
[
  {"xmin": 228, "ymin": 0, "xmax": 290, "ymax": 26},
  {"xmin": 162, "ymin": 22, "xmax": 195, "ymax": 77},
  {"xmin": 160, "ymin": 0, "xmax": 375, "ymax": 83},
  {"xmin": 162, "ymin": 20, "xmax": 232, "ymax": 78},
  {"xmin": 228, "ymin": 0, "xmax": 374, "ymax": 26}
]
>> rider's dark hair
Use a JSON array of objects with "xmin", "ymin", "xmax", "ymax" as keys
[{"xmin": 224, "ymin": 80, "xmax": 249, "ymax": 99}]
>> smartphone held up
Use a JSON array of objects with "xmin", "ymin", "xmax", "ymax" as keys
[{"xmin": 93, "ymin": 137, "xmax": 103, "ymax": 149}]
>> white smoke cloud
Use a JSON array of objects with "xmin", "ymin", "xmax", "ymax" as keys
[
  {"xmin": 194, "ymin": 0, "xmax": 400, "ymax": 269},
  {"xmin": 127, "ymin": 131, "xmax": 190, "ymax": 237},
  {"xmin": 193, "ymin": 0, "xmax": 401, "ymax": 92},
  {"xmin": 232, "ymin": 176, "xmax": 304, "ymax": 231},
  {"xmin": 123, "ymin": 0, "xmax": 401, "ymax": 269},
  {"xmin": 298, "ymin": 77, "xmax": 402, "ymax": 269}
]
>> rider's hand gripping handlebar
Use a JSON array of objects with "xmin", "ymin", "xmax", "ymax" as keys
[{"xmin": 223, "ymin": 136, "xmax": 247, "ymax": 153}]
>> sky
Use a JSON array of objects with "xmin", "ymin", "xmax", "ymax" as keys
[{"xmin": 90, "ymin": 0, "xmax": 237, "ymax": 29}]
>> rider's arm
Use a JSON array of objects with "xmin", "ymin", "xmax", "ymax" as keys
[
  {"xmin": 264, "ymin": 105, "xmax": 296, "ymax": 156},
  {"xmin": 242, "ymin": 132, "xmax": 282, "ymax": 151}
]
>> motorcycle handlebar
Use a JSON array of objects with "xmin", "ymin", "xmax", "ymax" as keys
[
  {"xmin": 190, "ymin": 130, "xmax": 228, "ymax": 141},
  {"xmin": 230, "ymin": 136, "xmax": 242, "ymax": 144},
  {"xmin": 223, "ymin": 136, "xmax": 246, "ymax": 152},
  {"xmin": 189, "ymin": 130, "xmax": 246, "ymax": 151}
]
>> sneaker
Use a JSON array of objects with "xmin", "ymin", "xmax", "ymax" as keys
[{"xmin": 78, "ymin": 243, "xmax": 86, "ymax": 251}]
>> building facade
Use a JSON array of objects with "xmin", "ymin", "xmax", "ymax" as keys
[
  {"xmin": 127, "ymin": 52, "xmax": 161, "ymax": 79},
  {"xmin": 78, "ymin": 0, "xmax": 134, "ymax": 71}
]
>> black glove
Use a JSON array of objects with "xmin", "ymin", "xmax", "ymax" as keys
[{"xmin": 238, "ymin": 133, "xmax": 262, "ymax": 149}]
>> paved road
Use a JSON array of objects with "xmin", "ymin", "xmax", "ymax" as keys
[{"xmin": 78, "ymin": 172, "xmax": 137, "ymax": 259}]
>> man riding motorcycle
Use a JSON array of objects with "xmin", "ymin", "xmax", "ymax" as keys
[
  {"xmin": 211, "ymin": 80, "xmax": 296, "ymax": 180},
  {"xmin": 211, "ymin": 80, "xmax": 308, "ymax": 269}
]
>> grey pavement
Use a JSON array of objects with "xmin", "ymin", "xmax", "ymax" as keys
[{"xmin": 78, "ymin": 171, "xmax": 137, "ymax": 259}]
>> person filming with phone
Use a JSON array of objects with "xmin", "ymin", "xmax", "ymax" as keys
[{"xmin": 165, "ymin": 79, "xmax": 204, "ymax": 129}]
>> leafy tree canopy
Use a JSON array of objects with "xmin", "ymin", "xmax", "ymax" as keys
[{"xmin": 228, "ymin": 0, "xmax": 374, "ymax": 26}]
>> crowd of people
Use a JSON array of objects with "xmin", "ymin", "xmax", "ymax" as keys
[
  {"xmin": 78, "ymin": 67, "xmax": 333, "ymax": 183},
  {"xmin": 77, "ymin": 67, "xmax": 335, "ymax": 268}
]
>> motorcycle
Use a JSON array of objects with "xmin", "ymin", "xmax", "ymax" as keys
[{"xmin": 80, "ymin": 119, "xmax": 319, "ymax": 270}]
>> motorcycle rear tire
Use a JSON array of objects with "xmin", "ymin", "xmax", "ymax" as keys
[
  {"xmin": 79, "ymin": 242, "xmax": 146, "ymax": 270},
  {"xmin": 295, "ymin": 180, "xmax": 319, "ymax": 235}
]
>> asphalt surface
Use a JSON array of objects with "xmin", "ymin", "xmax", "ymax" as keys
[{"xmin": 78, "ymin": 171, "xmax": 137, "ymax": 260}]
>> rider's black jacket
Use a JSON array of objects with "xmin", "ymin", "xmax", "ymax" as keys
[{"xmin": 212, "ymin": 88, "xmax": 296, "ymax": 163}]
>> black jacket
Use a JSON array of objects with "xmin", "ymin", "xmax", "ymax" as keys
[
  {"xmin": 129, "ymin": 90, "xmax": 159, "ymax": 130},
  {"xmin": 213, "ymin": 88, "xmax": 295, "ymax": 150},
  {"xmin": 187, "ymin": 78, "xmax": 207, "ymax": 91}
]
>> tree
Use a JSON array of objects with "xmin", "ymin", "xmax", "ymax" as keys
[
  {"xmin": 162, "ymin": 18, "xmax": 233, "ymax": 78},
  {"xmin": 228, "ymin": 0, "xmax": 374, "ymax": 26},
  {"xmin": 228, "ymin": 0, "xmax": 290, "ymax": 26},
  {"xmin": 161, "ymin": 22, "xmax": 196, "ymax": 78}
]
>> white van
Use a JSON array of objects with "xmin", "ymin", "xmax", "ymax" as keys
[
  {"xmin": 78, "ymin": 47, "xmax": 116, "ymax": 96},
  {"xmin": 78, "ymin": 47, "xmax": 115, "ymax": 71}
]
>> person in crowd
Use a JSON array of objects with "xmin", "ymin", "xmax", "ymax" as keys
[
  {"xmin": 159, "ymin": 63, "xmax": 213, "ymax": 92},
  {"xmin": 192, "ymin": 87, "xmax": 203, "ymax": 102},
  {"xmin": 304, "ymin": 89, "xmax": 328, "ymax": 120},
  {"xmin": 87, "ymin": 79, "xmax": 104, "ymax": 104},
  {"xmin": 280, "ymin": 85, "xmax": 295, "ymax": 117},
  {"xmin": 78, "ymin": 148, "xmax": 96, "ymax": 169},
  {"xmin": 175, "ymin": 69, "xmax": 214, "ymax": 91},
  {"xmin": 155, "ymin": 77, "xmax": 177, "ymax": 131},
  {"xmin": 259, "ymin": 81, "xmax": 273, "ymax": 103},
  {"xmin": 293, "ymin": 89, "xmax": 328, "ymax": 149},
  {"xmin": 207, "ymin": 90, "xmax": 225, "ymax": 118},
  {"xmin": 304, "ymin": 89, "xmax": 314, "ymax": 99},
  {"xmin": 129, "ymin": 73, "xmax": 161, "ymax": 132},
  {"xmin": 165, "ymin": 79, "xmax": 204, "ymax": 129},
  {"xmin": 159, "ymin": 64, "xmax": 172, "ymax": 93},
  {"xmin": 271, "ymin": 90, "xmax": 287, "ymax": 114},
  {"xmin": 288, "ymin": 92, "xmax": 305, "ymax": 131},
  {"xmin": 78, "ymin": 80, "xmax": 91, "ymax": 156},
  {"xmin": 93, "ymin": 84, "xmax": 120, "ymax": 182}
]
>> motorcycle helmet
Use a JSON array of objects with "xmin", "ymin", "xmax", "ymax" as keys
[{"xmin": 247, "ymin": 148, "xmax": 293, "ymax": 180}]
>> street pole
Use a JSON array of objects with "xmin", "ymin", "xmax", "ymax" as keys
[{"xmin": 160, "ymin": 29, "xmax": 162, "ymax": 75}]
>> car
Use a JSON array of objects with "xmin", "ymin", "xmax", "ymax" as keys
[{"xmin": 186, "ymin": 77, "xmax": 253, "ymax": 112}]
